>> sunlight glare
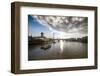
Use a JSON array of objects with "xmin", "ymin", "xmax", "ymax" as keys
[
  {"xmin": 59, "ymin": 32, "xmax": 65, "ymax": 39},
  {"xmin": 60, "ymin": 40, "xmax": 64, "ymax": 53}
]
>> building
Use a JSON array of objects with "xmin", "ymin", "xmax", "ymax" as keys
[{"xmin": 28, "ymin": 32, "xmax": 50, "ymax": 44}]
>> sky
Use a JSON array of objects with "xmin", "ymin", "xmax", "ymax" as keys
[{"xmin": 28, "ymin": 15, "xmax": 88, "ymax": 39}]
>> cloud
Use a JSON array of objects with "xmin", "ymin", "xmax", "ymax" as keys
[{"xmin": 31, "ymin": 15, "xmax": 88, "ymax": 35}]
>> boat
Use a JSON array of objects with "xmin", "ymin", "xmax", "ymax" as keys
[{"xmin": 40, "ymin": 44, "xmax": 51, "ymax": 50}]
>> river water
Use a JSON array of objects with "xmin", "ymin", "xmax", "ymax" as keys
[{"xmin": 28, "ymin": 40, "xmax": 88, "ymax": 60}]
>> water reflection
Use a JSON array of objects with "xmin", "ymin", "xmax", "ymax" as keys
[
  {"xmin": 60, "ymin": 40, "xmax": 64, "ymax": 53},
  {"xmin": 28, "ymin": 40, "xmax": 88, "ymax": 60}
]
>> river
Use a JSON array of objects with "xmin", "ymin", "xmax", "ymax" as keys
[{"xmin": 28, "ymin": 40, "xmax": 88, "ymax": 60}]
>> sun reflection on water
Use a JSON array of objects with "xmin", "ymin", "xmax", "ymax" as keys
[{"xmin": 60, "ymin": 40, "xmax": 64, "ymax": 53}]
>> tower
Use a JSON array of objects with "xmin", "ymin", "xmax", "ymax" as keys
[
  {"xmin": 41, "ymin": 32, "xmax": 44, "ymax": 38},
  {"xmin": 53, "ymin": 32, "xmax": 55, "ymax": 39}
]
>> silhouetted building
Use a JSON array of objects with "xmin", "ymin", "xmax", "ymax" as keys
[
  {"xmin": 41, "ymin": 32, "xmax": 44, "ymax": 38},
  {"xmin": 28, "ymin": 32, "xmax": 50, "ymax": 45}
]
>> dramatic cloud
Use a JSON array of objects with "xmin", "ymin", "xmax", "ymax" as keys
[{"xmin": 31, "ymin": 15, "xmax": 88, "ymax": 38}]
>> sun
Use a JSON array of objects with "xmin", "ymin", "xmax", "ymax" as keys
[{"xmin": 59, "ymin": 32, "xmax": 66, "ymax": 39}]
